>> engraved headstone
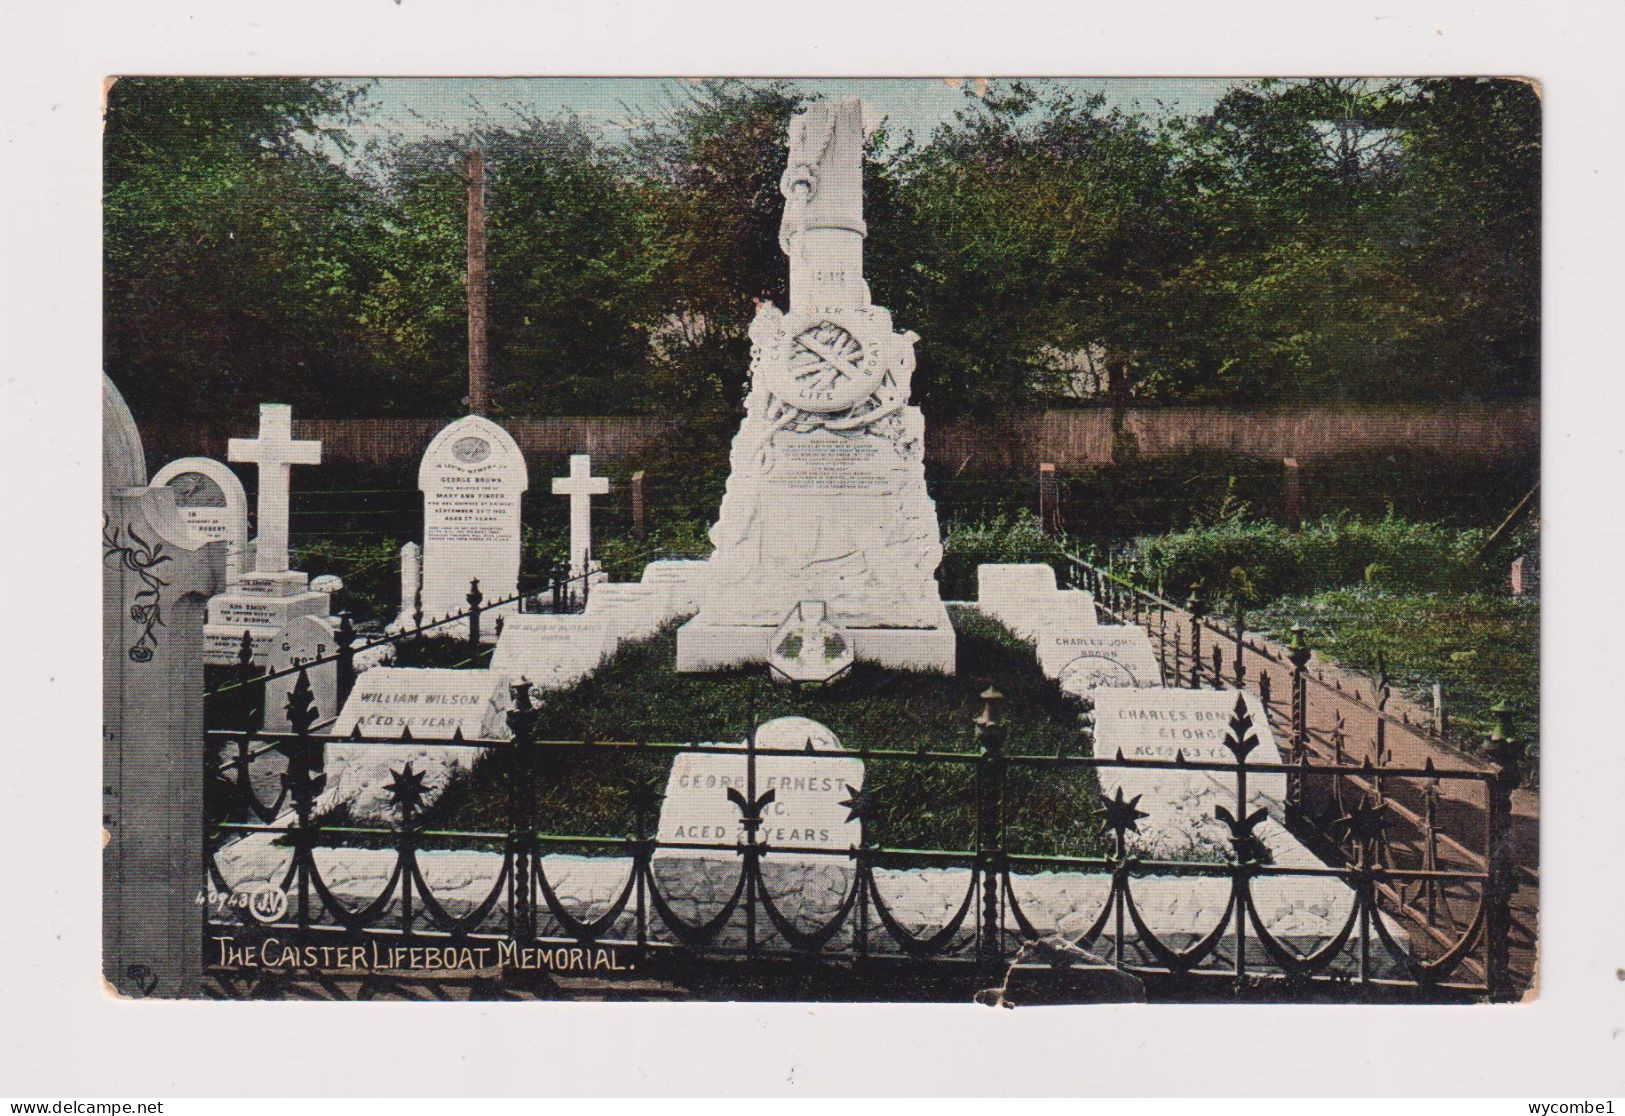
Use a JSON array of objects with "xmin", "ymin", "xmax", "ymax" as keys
[
  {"xmin": 333, "ymin": 667, "xmax": 507, "ymax": 740},
  {"xmin": 583, "ymin": 582, "xmax": 665, "ymax": 644},
  {"xmin": 1091, "ymin": 688, "xmax": 1285, "ymax": 823},
  {"xmin": 551, "ymin": 453, "xmax": 609, "ymax": 585},
  {"xmin": 639, "ymin": 559, "xmax": 707, "ymax": 618},
  {"xmin": 978, "ymin": 563, "xmax": 1090, "ymax": 641},
  {"xmin": 417, "ymin": 415, "xmax": 527, "ymax": 640},
  {"xmin": 151, "ymin": 456, "xmax": 249, "ymax": 584},
  {"xmin": 263, "ymin": 614, "xmax": 339, "ymax": 733},
  {"xmin": 102, "ymin": 375, "xmax": 225, "ymax": 998},
  {"xmin": 1039, "ymin": 624, "xmax": 1163, "ymax": 695},
  {"xmin": 655, "ymin": 717, "xmax": 864, "ymax": 856}
]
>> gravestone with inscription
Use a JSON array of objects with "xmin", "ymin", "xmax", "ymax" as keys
[
  {"xmin": 262, "ymin": 614, "xmax": 340, "ymax": 733},
  {"xmin": 676, "ymin": 97, "xmax": 953, "ymax": 675},
  {"xmin": 202, "ymin": 404, "xmax": 331, "ymax": 665},
  {"xmin": 639, "ymin": 559, "xmax": 707, "ymax": 618},
  {"xmin": 151, "ymin": 457, "xmax": 249, "ymax": 585},
  {"xmin": 1092, "ymin": 689, "xmax": 1286, "ymax": 849},
  {"xmin": 488, "ymin": 613, "xmax": 611, "ymax": 692},
  {"xmin": 1038, "ymin": 624, "xmax": 1163, "ymax": 696},
  {"xmin": 333, "ymin": 667, "xmax": 507, "ymax": 740},
  {"xmin": 416, "ymin": 415, "xmax": 527, "ymax": 640},
  {"xmin": 583, "ymin": 582, "xmax": 665, "ymax": 644},
  {"xmin": 654, "ymin": 717, "xmax": 865, "ymax": 857}
]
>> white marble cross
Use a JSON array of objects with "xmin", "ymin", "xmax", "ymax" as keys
[
  {"xmin": 227, "ymin": 403, "xmax": 321, "ymax": 574},
  {"xmin": 551, "ymin": 453, "xmax": 609, "ymax": 583}
]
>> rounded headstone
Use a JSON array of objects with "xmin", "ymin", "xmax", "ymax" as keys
[{"xmin": 753, "ymin": 715, "xmax": 843, "ymax": 753}]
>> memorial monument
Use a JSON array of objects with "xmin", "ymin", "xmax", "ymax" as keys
[{"xmin": 675, "ymin": 97, "xmax": 954, "ymax": 674}]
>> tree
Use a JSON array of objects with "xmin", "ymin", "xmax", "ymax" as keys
[{"xmin": 104, "ymin": 77, "xmax": 389, "ymax": 421}]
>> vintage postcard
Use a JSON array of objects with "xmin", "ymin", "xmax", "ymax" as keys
[{"xmin": 100, "ymin": 76, "xmax": 1540, "ymax": 1005}]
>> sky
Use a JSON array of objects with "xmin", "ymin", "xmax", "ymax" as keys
[{"xmin": 331, "ymin": 76, "xmax": 1245, "ymax": 159}]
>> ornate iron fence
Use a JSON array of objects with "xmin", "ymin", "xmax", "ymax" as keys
[
  {"xmin": 1060, "ymin": 551, "xmax": 1529, "ymax": 998},
  {"xmin": 203, "ymin": 657, "xmax": 1514, "ymax": 1001}
]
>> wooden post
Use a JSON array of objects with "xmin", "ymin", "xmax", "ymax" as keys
[
  {"xmin": 630, "ymin": 469, "xmax": 646, "ymax": 541},
  {"xmin": 466, "ymin": 149, "xmax": 491, "ymax": 417},
  {"xmin": 1038, "ymin": 462, "xmax": 1058, "ymax": 539},
  {"xmin": 1283, "ymin": 457, "xmax": 1302, "ymax": 530}
]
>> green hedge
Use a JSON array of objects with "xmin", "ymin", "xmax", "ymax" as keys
[{"xmin": 1132, "ymin": 513, "xmax": 1495, "ymax": 602}]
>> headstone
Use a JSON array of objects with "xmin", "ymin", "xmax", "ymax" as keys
[
  {"xmin": 333, "ymin": 667, "xmax": 507, "ymax": 740},
  {"xmin": 1038, "ymin": 624, "xmax": 1163, "ymax": 695},
  {"xmin": 676, "ymin": 97, "xmax": 953, "ymax": 675},
  {"xmin": 204, "ymin": 404, "xmax": 330, "ymax": 665},
  {"xmin": 639, "ymin": 559, "xmax": 707, "ymax": 618},
  {"xmin": 263, "ymin": 615, "xmax": 340, "ymax": 734},
  {"xmin": 767, "ymin": 600, "xmax": 854, "ymax": 684},
  {"xmin": 977, "ymin": 563, "xmax": 1089, "ymax": 641},
  {"xmin": 488, "ymin": 613, "xmax": 610, "ymax": 692},
  {"xmin": 551, "ymin": 453, "xmax": 609, "ymax": 584},
  {"xmin": 417, "ymin": 415, "xmax": 527, "ymax": 639},
  {"xmin": 103, "ymin": 375, "xmax": 225, "ymax": 999},
  {"xmin": 1091, "ymin": 688, "xmax": 1286, "ymax": 827},
  {"xmin": 151, "ymin": 456, "xmax": 249, "ymax": 584},
  {"xmin": 583, "ymin": 582, "xmax": 665, "ymax": 644},
  {"xmin": 655, "ymin": 717, "xmax": 864, "ymax": 856},
  {"xmin": 389, "ymin": 541, "xmax": 423, "ymax": 633},
  {"xmin": 1510, "ymin": 555, "xmax": 1526, "ymax": 597}
]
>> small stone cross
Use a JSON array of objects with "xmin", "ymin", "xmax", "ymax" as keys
[
  {"xmin": 551, "ymin": 453, "xmax": 609, "ymax": 583},
  {"xmin": 228, "ymin": 403, "xmax": 321, "ymax": 574}
]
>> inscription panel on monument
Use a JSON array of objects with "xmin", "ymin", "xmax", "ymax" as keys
[{"xmin": 771, "ymin": 438, "xmax": 891, "ymax": 492}]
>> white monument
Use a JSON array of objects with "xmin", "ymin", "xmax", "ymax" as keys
[
  {"xmin": 675, "ymin": 96, "xmax": 954, "ymax": 674},
  {"xmin": 203, "ymin": 404, "xmax": 331, "ymax": 664},
  {"xmin": 415, "ymin": 415, "xmax": 527, "ymax": 639},
  {"xmin": 551, "ymin": 453, "xmax": 608, "ymax": 585}
]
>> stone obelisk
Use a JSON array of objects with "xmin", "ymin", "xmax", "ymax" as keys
[{"xmin": 676, "ymin": 96, "xmax": 954, "ymax": 675}]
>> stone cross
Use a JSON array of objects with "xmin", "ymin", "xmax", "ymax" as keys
[
  {"xmin": 551, "ymin": 453, "xmax": 609, "ymax": 583},
  {"xmin": 228, "ymin": 403, "xmax": 321, "ymax": 574}
]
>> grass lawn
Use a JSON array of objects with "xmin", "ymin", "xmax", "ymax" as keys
[
  {"xmin": 327, "ymin": 607, "xmax": 1110, "ymax": 858},
  {"xmin": 1250, "ymin": 588, "xmax": 1539, "ymax": 770}
]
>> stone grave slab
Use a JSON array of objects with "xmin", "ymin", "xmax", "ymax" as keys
[
  {"xmin": 655, "ymin": 717, "xmax": 864, "ymax": 858},
  {"xmin": 417, "ymin": 415, "xmax": 527, "ymax": 639},
  {"xmin": 1038, "ymin": 624, "xmax": 1162, "ymax": 693},
  {"xmin": 487, "ymin": 614, "xmax": 610, "ymax": 692},
  {"xmin": 976, "ymin": 562, "xmax": 1074, "ymax": 640},
  {"xmin": 333, "ymin": 667, "xmax": 507, "ymax": 740},
  {"xmin": 1092, "ymin": 688, "xmax": 1285, "ymax": 856},
  {"xmin": 583, "ymin": 583, "xmax": 665, "ymax": 644}
]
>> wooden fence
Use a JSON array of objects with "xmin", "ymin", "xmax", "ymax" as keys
[{"xmin": 141, "ymin": 402, "xmax": 1538, "ymax": 472}]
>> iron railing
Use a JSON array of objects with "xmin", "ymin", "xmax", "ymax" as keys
[
  {"xmin": 1059, "ymin": 550, "xmax": 1528, "ymax": 998},
  {"xmin": 203, "ymin": 661, "xmax": 1514, "ymax": 1001}
]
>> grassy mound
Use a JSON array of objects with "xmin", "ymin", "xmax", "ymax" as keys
[{"xmin": 348, "ymin": 606, "xmax": 1108, "ymax": 858}]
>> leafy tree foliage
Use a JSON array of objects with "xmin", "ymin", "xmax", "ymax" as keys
[{"xmin": 104, "ymin": 76, "xmax": 1539, "ymax": 423}]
